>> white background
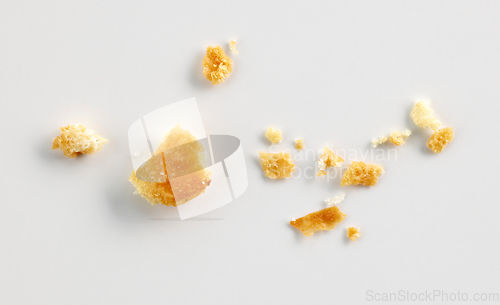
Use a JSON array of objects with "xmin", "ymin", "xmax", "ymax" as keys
[{"xmin": 1, "ymin": 1, "xmax": 499, "ymax": 304}]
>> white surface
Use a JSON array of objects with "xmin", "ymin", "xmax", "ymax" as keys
[{"xmin": 1, "ymin": 1, "xmax": 500, "ymax": 304}]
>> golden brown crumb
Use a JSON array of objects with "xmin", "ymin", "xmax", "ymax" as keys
[
  {"xmin": 295, "ymin": 139, "xmax": 305, "ymax": 150},
  {"xmin": 51, "ymin": 124, "xmax": 108, "ymax": 158},
  {"xmin": 389, "ymin": 129, "xmax": 412, "ymax": 146},
  {"xmin": 341, "ymin": 161, "xmax": 384, "ymax": 187},
  {"xmin": 290, "ymin": 206, "xmax": 347, "ymax": 237},
  {"xmin": 202, "ymin": 46, "xmax": 233, "ymax": 85},
  {"xmin": 347, "ymin": 227, "xmax": 361, "ymax": 241},
  {"xmin": 229, "ymin": 40, "xmax": 239, "ymax": 54},
  {"xmin": 371, "ymin": 136, "xmax": 388, "ymax": 148},
  {"xmin": 317, "ymin": 147, "xmax": 344, "ymax": 176},
  {"xmin": 258, "ymin": 151, "xmax": 295, "ymax": 179},
  {"xmin": 427, "ymin": 127, "xmax": 454, "ymax": 153},
  {"xmin": 410, "ymin": 100, "xmax": 441, "ymax": 131},
  {"xmin": 130, "ymin": 124, "xmax": 211, "ymax": 206},
  {"xmin": 265, "ymin": 127, "xmax": 282, "ymax": 144}
]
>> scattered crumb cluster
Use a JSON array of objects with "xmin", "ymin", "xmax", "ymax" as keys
[
  {"xmin": 389, "ymin": 129, "xmax": 412, "ymax": 146},
  {"xmin": 317, "ymin": 147, "xmax": 344, "ymax": 176},
  {"xmin": 295, "ymin": 139, "xmax": 305, "ymax": 150},
  {"xmin": 258, "ymin": 152, "xmax": 295, "ymax": 179},
  {"xmin": 325, "ymin": 194, "xmax": 345, "ymax": 207},
  {"xmin": 52, "ymin": 124, "xmax": 108, "ymax": 158},
  {"xmin": 265, "ymin": 127, "xmax": 282, "ymax": 144},
  {"xmin": 341, "ymin": 161, "xmax": 384, "ymax": 187},
  {"xmin": 371, "ymin": 136, "xmax": 388, "ymax": 148},
  {"xmin": 202, "ymin": 45, "xmax": 233, "ymax": 85},
  {"xmin": 290, "ymin": 206, "xmax": 347, "ymax": 237},
  {"xmin": 347, "ymin": 227, "xmax": 361, "ymax": 241}
]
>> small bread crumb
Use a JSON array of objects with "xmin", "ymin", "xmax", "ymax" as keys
[
  {"xmin": 325, "ymin": 194, "xmax": 345, "ymax": 207},
  {"xmin": 52, "ymin": 124, "xmax": 108, "ymax": 158},
  {"xmin": 290, "ymin": 206, "xmax": 347, "ymax": 237},
  {"xmin": 371, "ymin": 136, "xmax": 388, "ymax": 148},
  {"xmin": 258, "ymin": 151, "xmax": 295, "ymax": 179},
  {"xmin": 265, "ymin": 127, "xmax": 282, "ymax": 144},
  {"xmin": 317, "ymin": 147, "xmax": 344, "ymax": 176},
  {"xmin": 347, "ymin": 227, "xmax": 361, "ymax": 241},
  {"xmin": 389, "ymin": 129, "xmax": 412, "ymax": 146},
  {"xmin": 295, "ymin": 139, "xmax": 305, "ymax": 150},
  {"xmin": 229, "ymin": 40, "xmax": 239, "ymax": 54},
  {"xmin": 341, "ymin": 161, "xmax": 384, "ymax": 187},
  {"xmin": 410, "ymin": 100, "xmax": 441, "ymax": 131},
  {"xmin": 202, "ymin": 45, "xmax": 233, "ymax": 85},
  {"xmin": 427, "ymin": 127, "xmax": 454, "ymax": 153}
]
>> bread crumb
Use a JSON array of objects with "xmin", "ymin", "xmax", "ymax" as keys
[
  {"xmin": 52, "ymin": 124, "xmax": 108, "ymax": 158},
  {"xmin": 347, "ymin": 227, "xmax": 361, "ymax": 241},
  {"xmin": 317, "ymin": 147, "xmax": 344, "ymax": 176},
  {"xmin": 229, "ymin": 40, "xmax": 238, "ymax": 54},
  {"xmin": 129, "ymin": 124, "xmax": 212, "ymax": 206},
  {"xmin": 341, "ymin": 161, "xmax": 384, "ymax": 187},
  {"xmin": 295, "ymin": 139, "xmax": 305, "ymax": 150},
  {"xmin": 371, "ymin": 136, "xmax": 388, "ymax": 148},
  {"xmin": 427, "ymin": 127, "xmax": 454, "ymax": 153},
  {"xmin": 325, "ymin": 194, "xmax": 345, "ymax": 207},
  {"xmin": 389, "ymin": 129, "xmax": 412, "ymax": 146},
  {"xmin": 410, "ymin": 100, "xmax": 441, "ymax": 131},
  {"xmin": 290, "ymin": 206, "xmax": 347, "ymax": 237},
  {"xmin": 265, "ymin": 127, "xmax": 282, "ymax": 144},
  {"xmin": 258, "ymin": 151, "xmax": 295, "ymax": 179},
  {"xmin": 202, "ymin": 45, "xmax": 233, "ymax": 85}
]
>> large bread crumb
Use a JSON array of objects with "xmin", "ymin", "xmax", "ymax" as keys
[
  {"xmin": 410, "ymin": 101, "xmax": 441, "ymax": 131},
  {"xmin": 341, "ymin": 161, "xmax": 384, "ymax": 187},
  {"xmin": 389, "ymin": 129, "xmax": 412, "ymax": 146},
  {"xmin": 427, "ymin": 127, "xmax": 454, "ymax": 153},
  {"xmin": 258, "ymin": 151, "xmax": 295, "ymax": 179},
  {"xmin": 347, "ymin": 227, "xmax": 361, "ymax": 241},
  {"xmin": 202, "ymin": 45, "xmax": 233, "ymax": 85},
  {"xmin": 265, "ymin": 127, "xmax": 282, "ymax": 144},
  {"xmin": 52, "ymin": 124, "xmax": 108, "ymax": 158},
  {"xmin": 290, "ymin": 206, "xmax": 347, "ymax": 237},
  {"xmin": 317, "ymin": 147, "xmax": 344, "ymax": 176}
]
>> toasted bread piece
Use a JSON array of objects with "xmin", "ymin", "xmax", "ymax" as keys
[
  {"xmin": 347, "ymin": 227, "xmax": 361, "ymax": 241},
  {"xmin": 202, "ymin": 46, "xmax": 233, "ymax": 85},
  {"xmin": 427, "ymin": 127, "xmax": 454, "ymax": 153},
  {"xmin": 265, "ymin": 127, "xmax": 282, "ymax": 144},
  {"xmin": 389, "ymin": 129, "xmax": 411, "ymax": 146},
  {"xmin": 341, "ymin": 161, "xmax": 384, "ymax": 187},
  {"xmin": 52, "ymin": 124, "xmax": 108, "ymax": 158},
  {"xmin": 290, "ymin": 206, "xmax": 347, "ymax": 237},
  {"xmin": 258, "ymin": 151, "xmax": 295, "ymax": 179}
]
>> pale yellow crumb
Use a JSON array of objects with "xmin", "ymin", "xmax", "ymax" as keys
[
  {"xmin": 202, "ymin": 45, "xmax": 233, "ymax": 85},
  {"xmin": 51, "ymin": 124, "xmax": 108, "ymax": 158},
  {"xmin": 410, "ymin": 100, "xmax": 441, "ymax": 131},
  {"xmin": 265, "ymin": 127, "xmax": 282, "ymax": 144},
  {"xmin": 258, "ymin": 151, "xmax": 295, "ymax": 179},
  {"xmin": 229, "ymin": 40, "xmax": 239, "ymax": 54},
  {"xmin": 371, "ymin": 136, "xmax": 388, "ymax": 148},
  {"xmin": 427, "ymin": 127, "xmax": 454, "ymax": 153},
  {"xmin": 290, "ymin": 206, "xmax": 347, "ymax": 237},
  {"xmin": 325, "ymin": 194, "xmax": 345, "ymax": 207},
  {"xmin": 317, "ymin": 147, "xmax": 344, "ymax": 176},
  {"xmin": 295, "ymin": 139, "xmax": 305, "ymax": 150},
  {"xmin": 341, "ymin": 161, "xmax": 384, "ymax": 187},
  {"xmin": 389, "ymin": 129, "xmax": 412, "ymax": 146},
  {"xmin": 347, "ymin": 227, "xmax": 361, "ymax": 241}
]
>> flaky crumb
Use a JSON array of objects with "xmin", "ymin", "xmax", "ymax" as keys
[
  {"xmin": 265, "ymin": 127, "xmax": 282, "ymax": 144},
  {"xmin": 295, "ymin": 139, "xmax": 305, "ymax": 150},
  {"xmin": 371, "ymin": 136, "xmax": 388, "ymax": 148},
  {"xmin": 427, "ymin": 127, "xmax": 454, "ymax": 153},
  {"xmin": 258, "ymin": 151, "xmax": 295, "ymax": 179},
  {"xmin": 229, "ymin": 40, "xmax": 239, "ymax": 54},
  {"xmin": 389, "ymin": 129, "xmax": 412, "ymax": 146},
  {"xmin": 51, "ymin": 124, "xmax": 108, "ymax": 158},
  {"xmin": 341, "ymin": 161, "xmax": 384, "ymax": 187},
  {"xmin": 325, "ymin": 194, "xmax": 345, "ymax": 207},
  {"xmin": 290, "ymin": 206, "xmax": 347, "ymax": 237},
  {"xmin": 202, "ymin": 45, "xmax": 233, "ymax": 85},
  {"xmin": 347, "ymin": 227, "xmax": 361, "ymax": 241},
  {"xmin": 317, "ymin": 147, "xmax": 344, "ymax": 176},
  {"xmin": 410, "ymin": 100, "xmax": 441, "ymax": 131}
]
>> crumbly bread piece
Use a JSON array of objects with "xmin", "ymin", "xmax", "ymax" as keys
[
  {"xmin": 341, "ymin": 161, "xmax": 384, "ymax": 187},
  {"xmin": 290, "ymin": 206, "xmax": 347, "ymax": 237},
  {"xmin": 317, "ymin": 147, "xmax": 344, "ymax": 176},
  {"xmin": 52, "ymin": 124, "xmax": 108, "ymax": 158},
  {"xmin": 325, "ymin": 194, "xmax": 345, "ymax": 207},
  {"xmin": 371, "ymin": 136, "xmax": 388, "ymax": 148},
  {"xmin": 389, "ymin": 129, "xmax": 412, "ymax": 146},
  {"xmin": 347, "ymin": 227, "xmax": 361, "ymax": 241},
  {"xmin": 295, "ymin": 139, "xmax": 305, "ymax": 150},
  {"xmin": 130, "ymin": 124, "xmax": 211, "ymax": 206},
  {"xmin": 229, "ymin": 40, "xmax": 239, "ymax": 54},
  {"xmin": 258, "ymin": 151, "xmax": 295, "ymax": 179},
  {"xmin": 410, "ymin": 101, "xmax": 441, "ymax": 131},
  {"xmin": 427, "ymin": 127, "xmax": 454, "ymax": 153},
  {"xmin": 202, "ymin": 46, "xmax": 233, "ymax": 85},
  {"xmin": 265, "ymin": 127, "xmax": 282, "ymax": 144}
]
